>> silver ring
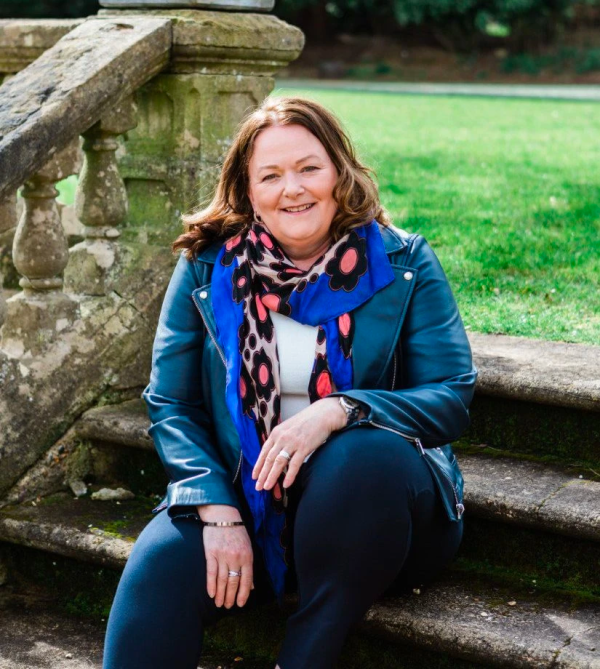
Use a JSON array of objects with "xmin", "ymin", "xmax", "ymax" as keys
[
  {"xmin": 228, "ymin": 569, "xmax": 241, "ymax": 578},
  {"xmin": 276, "ymin": 449, "xmax": 292, "ymax": 462}
]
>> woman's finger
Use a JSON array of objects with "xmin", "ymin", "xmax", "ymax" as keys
[
  {"xmin": 256, "ymin": 447, "xmax": 289, "ymax": 490},
  {"xmin": 261, "ymin": 451, "xmax": 293, "ymax": 491},
  {"xmin": 237, "ymin": 560, "xmax": 254, "ymax": 607},
  {"xmin": 215, "ymin": 558, "xmax": 231, "ymax": 608},
  {"xmin": 254, "ymin": 442, "xmax": 283, "ymax": 489},
  {"xmin": 282, "ymin": 452, "xmax": 304, "ymax": 488},
  {"xmin": 252, "ymin": 435, "xmax": 274, "ymax": 479},
  {"xmin": 224, "ymin": 567, "xmax": 242, "ymax": 609},
  {"xmin": 206, "ymin": 553, "xmax": 218, "ymax": 599}
]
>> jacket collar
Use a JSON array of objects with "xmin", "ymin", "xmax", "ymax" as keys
[{"xmin": 196, "ymin": 223, "xmax": 408, "ymax": 266}]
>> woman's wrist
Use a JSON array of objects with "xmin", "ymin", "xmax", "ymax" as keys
[
  {"xmin": 321, "ymin": 396, "xmax": 348, "ymax": 431},
  {"xmin": 197, "ymin": 504, "xmax": 243, "ymax": 523}
]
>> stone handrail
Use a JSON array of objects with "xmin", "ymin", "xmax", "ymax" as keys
[
  {"xmin": 0, "ymin": 7, "xmax": 303, "ymax": 501},
  {"xmin": 0, "ymin": 17, "xmax": 171, "ymax": 197}
]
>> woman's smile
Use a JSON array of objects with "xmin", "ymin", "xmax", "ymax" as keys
[{"xmin": 280, "ymin": 203, "xmax": 315, "ymax": 214}]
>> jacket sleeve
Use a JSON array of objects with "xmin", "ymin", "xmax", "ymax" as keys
[
  {"xmin": 335, "ymin": 235, "xmax": 478, "ymax": 448},
  {"xmin": 142, "ymin": 252, "xmax": 241, "ymax": 512}
]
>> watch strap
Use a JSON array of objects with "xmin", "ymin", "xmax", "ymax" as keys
[{"xmin": 338, "ymin": 395, "xmax": 361, "ymax": 426}]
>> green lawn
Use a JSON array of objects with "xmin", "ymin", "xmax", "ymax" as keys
[
  {"xmin": 54, "ymin": 89, "xmax": 599, "ymax": 345},
  {"xmin": 270, "ymin": 87, "xmax": 600, "ymax": 345}
]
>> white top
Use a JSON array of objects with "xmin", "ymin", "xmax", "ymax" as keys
[{"xmin": 270, "ymin": 310, "xmax": 319, "ymax": 463}]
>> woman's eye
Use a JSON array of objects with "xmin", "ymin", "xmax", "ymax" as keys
[
  {"xmin": 262, "ymin": 174, "xmax": 277, "ymax": 182},
  {"xmin": 302, "ymin": 166, "xmax": 318, "ymax": 172}
]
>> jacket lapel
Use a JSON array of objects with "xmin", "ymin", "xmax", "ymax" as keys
[
  {"xmin": 352, "ymin": 263, "xmax": 416, "ymax": 389},
  {"xmin": 351, "ymin": 226, "xmax": 416, "ymax": 389}
]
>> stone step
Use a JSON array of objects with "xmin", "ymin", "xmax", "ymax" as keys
[
  {"xmin": 460, "ymin": 453, "xmax": 600, "ymax": 543},
  {"xmin": 0, "ymin": 494, "xmax": 149, "ymax": 568},
  {"xmin": 362, "ymin": 574, "xmax": 600, "ymax": 669},
  {"xmin": 74, "ymin": 398, "xmax": 154, "ymax": 451},
  {"xmin": 2, "ymin": 450, "xmax": 599, "ymax": 569},
  {"xmin": 2, "ymin": 400, "xmax": 166, "ymax": 506},
  {"xmin": 468, "ymin": 333, "xmax": 600, "ymax": 413},
  {"xmin": 1, "ymin": 485, "xmax": 599, "ymax": 668},
  {"xmin": 456, "ymin": 453, "xmax": 600, "ymax": 598},
  {"xmin": 2, "ymin": 542, "xmax": 598, "ymax": 668},
  {"xmin": 0, "ymin": 608, "xmax": 241, "ymax": 669},
  {"xmin": 467, "ymin": 333, "xmax": 600, "ymax": 463}
]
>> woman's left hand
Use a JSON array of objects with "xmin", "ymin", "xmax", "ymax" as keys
[{"xmin": 252, "ymin": 397, "xmax": 347, "ymax": 491}]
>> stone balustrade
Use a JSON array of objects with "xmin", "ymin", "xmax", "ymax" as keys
[{"xmin": 0, "ymin": 4, "xmax": 304, "ymax": 499}]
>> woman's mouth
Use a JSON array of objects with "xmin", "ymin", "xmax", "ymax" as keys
[{"xmin": 281, "ymin": 203, "xmax": 315, "ymax": 214}]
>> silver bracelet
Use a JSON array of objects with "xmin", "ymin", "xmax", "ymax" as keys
[{"xmin": 202, "ymin": 520, "xmax": 245, "ymax": 527}]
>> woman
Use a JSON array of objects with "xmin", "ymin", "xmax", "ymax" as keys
[{"xmin": 103, "ymin": 96, "xmax": 477, "ymax": 669}]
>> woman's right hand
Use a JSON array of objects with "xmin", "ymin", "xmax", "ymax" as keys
[{"xmin": 197, "ymin": 504, "xmax": 254, "ymax": 609}]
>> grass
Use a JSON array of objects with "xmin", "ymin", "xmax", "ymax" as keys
[
  {"xmin": 269, "ymin": 86, "xmax": 600, "ymax": 345},
  {"xmin": 53, "ymin": 89, "xmax": 599, "ymax": 345}
]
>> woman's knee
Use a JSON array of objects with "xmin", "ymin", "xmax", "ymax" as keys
[
  {"xmin": 127, "ymin": 510, "xmax": 204, "ymax": 575},
  {"xmin": 116, "ymin": 509, "xmax": 212, "ymax": 617},
  {"xmin": 303, "ymin": 426, "xmax": 428, "ymax": 502}
]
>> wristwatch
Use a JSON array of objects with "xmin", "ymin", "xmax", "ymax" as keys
[{"xmin": 338, "ymin": 395, "xmax": 361, "ymax": 426}]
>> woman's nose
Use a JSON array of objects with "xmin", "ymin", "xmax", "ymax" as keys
[{"xmin": 282, "ymin": 173, "xmax": 304, "ymax": 197}]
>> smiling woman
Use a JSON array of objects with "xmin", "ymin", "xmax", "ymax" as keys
[
  {"xmin": 247, "ymin": 125, "xmax": 339, "ymax": 268},
  {"xmin": 102, "ymin": 96, "xmax": 477, "ymax": 669}
]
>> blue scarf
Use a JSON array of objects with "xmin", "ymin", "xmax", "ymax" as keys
[{"xmin": 211, "ymin": 219, "xmax": 394, "ymax": 602}]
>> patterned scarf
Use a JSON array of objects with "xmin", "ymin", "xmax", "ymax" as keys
[{"xmin": 211, "ymin": 219, "xmax": 394, "ymax": 602}]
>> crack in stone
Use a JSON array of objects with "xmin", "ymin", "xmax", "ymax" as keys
[
  {"xmin": 550, "ymin": 632, "xmax": 575, "ymax": 668},
  {"xmin": 536, "ymin": 480, "xmax": 571, "ymax": 512},
  {"xmin": 549, "ymin": 622, "xmax": 600, "ymax": 666},
  {"xmin": 110, "ymin": 289, "xmax": 148, "ymax": 323}
]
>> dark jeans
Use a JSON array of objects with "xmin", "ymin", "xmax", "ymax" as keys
[{"xmin": 103, "ymin": 427, "xmax": 463, "ymax": 669}]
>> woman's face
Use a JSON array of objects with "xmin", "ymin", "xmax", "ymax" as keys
[{"xmin": 247, "ymin": 124, "xmax": 338, "ymax": 261}]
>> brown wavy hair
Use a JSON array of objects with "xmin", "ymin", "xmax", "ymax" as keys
[{"xmin": 172, "ymin": 95, "xmax": 391, "ymax": 260}]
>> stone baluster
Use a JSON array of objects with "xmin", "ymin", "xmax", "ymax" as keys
[
  {"xmin": 1, "ymin": 140, "xmax": 81, "ymax": 353},
  {"xmin": 11, "ymin": 140, "xmax": 81, "ymax": 295},
  {"xmin": 64, "ymin": 97, "xmax": 137, "ymax": 296}
]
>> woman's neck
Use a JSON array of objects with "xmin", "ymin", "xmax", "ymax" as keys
[{"xmin": 285, "ymin": 237, "xmax": 332, "ymax": 272}]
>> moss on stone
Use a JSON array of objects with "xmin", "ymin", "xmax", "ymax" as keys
[
  {"xmin": 465, "ymin": 396, "xmax": 600, "ymax": 466},
  {"xmin": 203, "ymin": 602, "xmax": 487, "ymax": 669},
  {"xmin": 453, "ymin": 439, "xmax": 600, "ymax": 481},
  {"xmin": 2, "ymin": 543, "xmax": 119, "ymax": 621},
  {"xmin": 65, "ymin": 441, "xmax": 93, "ymax": 483},
  {"xmin": 455, "ymin": 518, "xmax": 600, "ymax": 604}
]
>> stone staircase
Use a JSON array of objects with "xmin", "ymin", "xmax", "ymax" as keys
[{"xmin": 0, "ymin": 332, "xmax": 599, "ymax": 668}]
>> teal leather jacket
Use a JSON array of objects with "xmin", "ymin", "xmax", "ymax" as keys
[{"xmin": 143, "ymin": 225, "xmax": 477, "ymax": 515}]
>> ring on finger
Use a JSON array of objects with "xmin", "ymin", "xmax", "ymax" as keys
[
  {"xmin": 276, "ymin": 449, "xmax": 292, "ymax": 462},
  {"xmin": 228, "ymin": 569, "xmax": 241, "ymax": 578}
]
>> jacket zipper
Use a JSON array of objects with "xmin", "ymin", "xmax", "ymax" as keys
[
  {"xmin": 365, "ymin": 419, "xmax": 464, "ymax": 519},
  {"xmin": 192, "ymin": 290, "xmax": 243, "ymax": 484}
]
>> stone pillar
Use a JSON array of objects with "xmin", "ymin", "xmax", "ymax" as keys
[
  {"xmin": 97, "ymin": 4, "xmax": 304, "ymax": 248},
  {"xmin": 64, "ymin": 98, "xmax": 138, "ymax": 296}
]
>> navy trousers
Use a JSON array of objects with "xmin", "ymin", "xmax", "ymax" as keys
[{"xmin": 103, "ymin": 427, "xmax": 463, "ymax": 669}]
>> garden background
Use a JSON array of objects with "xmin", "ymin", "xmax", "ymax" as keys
[{"xmin": 4, "ymin": 0, "xmax": 599, "ymax": 345}]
